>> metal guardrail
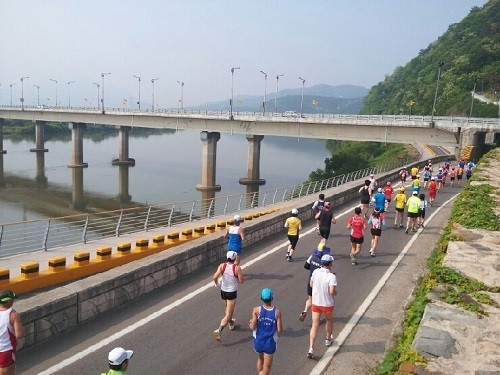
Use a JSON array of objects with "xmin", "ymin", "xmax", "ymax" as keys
[
  {"xmin": 0, "ymin": 157, "xmax": 417, "ymax": 258},
  {"xmin": 1, "ymin": 105, "xmax": 499, "ymax": 126}
]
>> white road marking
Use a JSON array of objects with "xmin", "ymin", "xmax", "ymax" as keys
[{"xmin": 310, "ymin": 192, "xmax": 459, "ymax": 375}]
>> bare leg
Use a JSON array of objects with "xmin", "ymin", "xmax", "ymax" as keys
[{"xmin": 259, "ymin": 354, "xmax": 274, "ymax": 375}]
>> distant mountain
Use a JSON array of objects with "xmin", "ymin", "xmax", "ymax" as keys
[
  {"xmin": 188, "ymin": 84, "xmax": 368, "ymax": 114},
  {"xmin": 361, "ymin": 0, "xmax": 499, "ymax": 117}
]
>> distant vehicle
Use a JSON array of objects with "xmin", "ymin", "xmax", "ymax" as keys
[
  {"xmin": 36, "ymin": 105, "xmax": 49, "ymax": 109},
  {"xmin": 282, "ymin": 111, "xmax": 299, "ymax": 117}
]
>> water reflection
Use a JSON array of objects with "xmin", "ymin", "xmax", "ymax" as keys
[{"xmin": 35, "ymin": 152, "xmax": 48, "ymax": 188}]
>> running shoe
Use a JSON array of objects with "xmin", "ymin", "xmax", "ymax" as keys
[
  {"xmin": 369, "ymin": 250, "xmax": 375, "ymax": 257},
  {"xmin": 349, "ymin": 253, "xmax": 355, "ymax": 263},
  {"xmin": 228, "ymin": 319, "xmax": 236, "ymax": 331},
  {"xmin": 405, "ymin": 227, "xmax": 409, "ymax": 234},
  {"xmin": 399, "ymin": 224, "xmax": 404, "ymax": 228},
  {"xmin": 299, "ymin": 311, "xmax": 307, "ymax": 322},
  {"xmin": 212, "ymin": 329, "xmax": 221, "ymax": 342},
  {"xmin": 307, "ymin": 348, "xmax": 314, "ymax": 359},
  {"xmin": 315, "ymin": 228, "xmax": 320, "ymax": 235},
  {"xmin": 288, "ymin": 256, "xmax": 293, "ymax": 262},
  {"xmin": 325, "ymin": 336, "xmax": 334, "ymax": 347}
]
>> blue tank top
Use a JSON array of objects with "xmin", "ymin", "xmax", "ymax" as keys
[
  {"xmin": 373, "ymin": 193, "xmax": 386, "ymax": 210},
  {"xmin": 253, "ymin": 306, "xmax": 278, "ymax": 355},
  {"xmin": 227, "ymin": 225, "xmax": 242, "ymax": 252}
]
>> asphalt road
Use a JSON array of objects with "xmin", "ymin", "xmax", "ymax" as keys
[{"xmin": 17, "ymin": 180, "xmax": 461, "ymax": 375}]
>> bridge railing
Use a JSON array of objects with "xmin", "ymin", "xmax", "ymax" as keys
[{"xmin": 0, "ymin": 157, "xmax": 418, "ymax": 258}]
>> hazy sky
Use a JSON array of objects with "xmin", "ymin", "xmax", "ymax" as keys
[{"xmin": 0, "ymin": 0, "xmax": 488, "ymax": 108}]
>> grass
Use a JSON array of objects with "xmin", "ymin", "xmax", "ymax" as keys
[{"xmin": 376, "ymin": 148, "xmax": 500, "ymax": 374}]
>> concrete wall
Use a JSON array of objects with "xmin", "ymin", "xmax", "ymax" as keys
[{"xmin": 16, "ymin": 156, "xmax": 451, "ymax": 350}]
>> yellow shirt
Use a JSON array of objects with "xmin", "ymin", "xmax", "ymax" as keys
[
  {"xmin": 285, "ymin": 217, "xmax": 302, "ymax": 235},
  {"xmin": 411, "ymin": 167, "xmax": 418, "ymax": 177},
  {"xmin": 395, "ymin": 192, "xmax": 407, "ymax": 209}
]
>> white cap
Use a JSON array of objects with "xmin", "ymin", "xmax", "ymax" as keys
[
  {"xmin": 377, "ymin": 187, "xmax": 383, "ymax": 192},
  {"xmin": 108, "ymin": 347, "xmax": 134, "ymax": 366},
  {"xmin": 321, "ymin": 254, "xmax": 334, "ymax": 264},
  {"xmin": 226, "ymin": 251, "xmax": 237, "ymax": 261},
  {"xmin": 291, "ymin": 208, "xmax": 298, "ymax": 215},
  {"xmin": 233, "ymin": 215, "xmax": 241, "ymax": 222}
]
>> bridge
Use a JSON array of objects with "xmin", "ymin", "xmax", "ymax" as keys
[{"xmin": 0, "ymin": 106, "xmax": 498, "ymax": 196}]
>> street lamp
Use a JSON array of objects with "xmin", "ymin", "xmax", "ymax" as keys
[
  {"xmin": 151, "ymin": 78, "xmax": 159, "ymax": 111},
  {"xmin": 299, "ymin": 77, "xmax": 306, "ymax": 116},
  {"xmin": 20, "ymin": 76, "xmax": 29, "ymax": 110},
  {"xmin": 9, "ymin": 84, "xmax": 16, "ymax": 106},
  {"xmin": 177, "ymin": 81, "xmax": 184, "ymax": 110},
  {"xmin": 230, "ymin": 67, "xmax": 240, "ymax": 120},
  {"xmin": 431, "ymin": 61, "xmax": 444, "ymax": 123},
  {"xmin": 67, "ymin": 81, "xmax": 75, "ymax": 107},
  {"xmin": 260, "ymin": 70, "xmax": 267, "ymax": 115},
  {"xmin": 275, "ymin": 74, "xmax": 284, "ymax": 113},
  {"xmin": 101, "ymin": 72, "xmax": 111, "ymax": 114},
  {"xmin": 133, "ymin": 75, "xmax": 141, "ymax": 109},
  {"xmin": 50, "ymin": 79, "xmax": 58, "ymax": 108},
  {"xmin": 93, "ymin": 82, "xmax": 100, "ymax": 111},
  {"xmin": 33, "ymin": 85, "xmax": 40, "ymax": 106}
]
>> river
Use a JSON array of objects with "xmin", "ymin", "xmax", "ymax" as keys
[{"xmin": 0, "ymin": 130, "xmax": 330, "ymax": 224}]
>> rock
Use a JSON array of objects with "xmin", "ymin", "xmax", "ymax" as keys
[{"xmin": 413, "ymin": 326, "xmax": 457, "ymax": 359}]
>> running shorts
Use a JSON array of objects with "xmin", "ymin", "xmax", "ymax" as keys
[
  {"xmin": 287, "ymin": 234, "xmax": 299, "ymax": 249},
  {"xmin": 0, "ymin": 350, "xmax": 15, "ymax": 368},
  {"xmin": 350, "ymin": 236, "xmax": 364, "ymax": 245},
  {"xmin": 319, "ymin": 228, "xmax": 330, "ymax": 240},
  {"xmin": 370, "ymin": 228, "xmax": 382, "ymax": 236},
  {"xmin": 407, "ymin": 212, "xmax": 418, "ymax": 218},
  {"xmin": 311, "ymin": 305, "xmax": 334, "ymax": 315},
  {"xmin": 221, "ymin": 290, "xmax": 237, "ymax": 300},
  {"xmin": 396, "ymin": 207, "xmax": 404, "ymax": 213}
]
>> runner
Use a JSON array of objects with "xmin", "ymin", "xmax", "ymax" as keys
[
  {"xmin": 249, "ymin": 288, "xmax": 282, "ymax": 375},
  {"xmin": 418, "ymin": 193, "xmax": 428, "ymax": 228},
  {"xmin": 311, "ymin": 194, "xmax": 325, "ymax": 235},
  {"xmin": 284, "ymin": 208, "xmax": 302, "ymax": 262},
  {"xmin": 399, "ymin": 168, "xmax": 408, "ymax": 185},
  {"xmin": 422, "ymin": 166, "xmax": 432, "ymax": 189},
  {"xmin": 411, "ymin": 174, "xmax": 421, "ymax": 195},
  {"xmin": 347, "ymin": 207, "xmax": 366, "ymax": 265},
  {"xmin": 368, "ymin": 174, "xmax": 378, "ymax": 197},
  {"xmin": 428, "ymin": 176, "xmax": 438, "ymax": 206},
  {"xmin": 394, "ymin": 186, "xmax": 407, "ymax": 228},
  {"xmin": 307, "ymin": 254, "xmax": 337, "ymax": 359},
  {"xmin": 405, "ymin": 191, "xmax": 421, "ymax": 234},
  {"xmin": 225, "ymin": 215, "xmax": 245, "ymax": 266},
  {"xmin": 372, "ymin": 187, "xmax": 387, "ymax": 213},
  {"xmin": 315, "ymin": 201, "xmax": 336, "ymax": 246},
  {"xmin": 410, "ymin": 165, "xmax": 419, "ymax": 180},
  {"xmin": 358, "ymin": 180, "xmax": 371, "ymax": 217},
  {"xmin": 466, "ymin": 166, "xmax": 473, "ymax": 180},
  {"xmin": 383, "ymin": 181, "xmax": 394, "ymax": 212},
  {"xmin": 368, "ymin": 207, "xmax": 385, "ymax": 257},
  {"xmin": 449, "ymin": 167, "xmax": 457, "ymax": 187},
  {"xmin": 212, "ymin": 251, "xmax": 245, "ymax": 342},
  {"xmin": 456, "ymin": 166, "xmax": 464, "ymax": 185},
  {"xmin": 0, "ymin": 290, "xmax": 24, "ymax": 375},
  {"xmin": 436, "ymin": 168, "xmax": 444, "ymax": 189},
  {"xmin": 101, "ymin": 347, "xmax": 134, "ymax": 375},
  {"xmin": 300, "ymin": 242, "xmax": 331, "ymax": 322}
]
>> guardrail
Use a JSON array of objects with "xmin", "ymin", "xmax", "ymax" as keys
[
  {"xmin": 1, "ymin": 105, "xmax": 499, "ymax": 125},
  {"xmin": 0, "ymin": 157, "xmax": 418, "ymax": 257}
]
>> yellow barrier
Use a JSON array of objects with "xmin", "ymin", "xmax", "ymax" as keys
[{"xmin": 3, "ymin": 209, "xmax": 278, "ymax": 294}]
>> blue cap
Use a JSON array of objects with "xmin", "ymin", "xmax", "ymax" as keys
[{"xmin": 260, "ymin": 288, "xmax": 274, "ymax": 302}]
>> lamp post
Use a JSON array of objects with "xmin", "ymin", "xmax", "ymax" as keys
[
  {"xmin": 33, "ymin": 85, "xmax": 40, "ymax": 106},
  {"xmin": 469, "ymin": 82, "xmax": 476, "ymax": 118},
  {"xmin": 9, "ymin": 84, "xmax": 16, "ymax": 106},
  {"xmin": 67, "ymin": 81, "xmax": 75, "ymax": 108},
  {"xmin": 299, "ymin": 77, "xmax": 306, "ymax": 116},
  {"xmin": 151, "ymin": 78, "xmax": 159, "ymax": 111},
  {"xmin": 431, "ymin": 61, "xmax": 444, "ymax": 123},
  {"xmin": 275, "ymin": 74, "xmax": 284, "ymax": 113},
  {"xmin": 133, "ymin": 75, "xmax": 141, "ymax": 109},
  {"xmin": 93, "ymin": 82, "xmax": 100, "ymax": 111},
  {"xmin": 230, "ymin": 67, "xmax": 240, "ymax": 120},
  {"xmin": 20, "ymin": 76, "xmax": 29, "ymax": 110},
  {"xmin": 50, "ymin": 78, "xmax": 58, "ymax": 108},
  {"xmin": 177, "ymin": 81, "xmax": 184, "ymax": 110},
  {"xmin": 100, "ymin": 72, "xmax": 111, "ymax": 114},
  {"xmin": 260, "ymin": 70, "xmax": 267, "ymax": 115}
]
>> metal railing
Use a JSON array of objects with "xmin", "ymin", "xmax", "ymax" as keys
[{"xmin": 0, "ymin": 157, "xmax": 417, "ymax": 258}]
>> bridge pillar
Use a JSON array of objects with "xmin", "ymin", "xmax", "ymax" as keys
[
  {"xmin": 68, "ymin": 123, "xmax": 88, "ymax": 168},
  {"xmin": 118, "ymin": 164, "xmax": 132, "ymax": 203},
  {"xmin": 35, "ymin": 152, "xmax": 48, "ymax": 188},
  {"xmin": 30, "ymin": 121, "xmax": 49, "ymax": 152},
  {"xmin": 71, "ymin": 167, "xmax": 86, "ymax": 210},
  {"xmin": 196, "ymin": 131, "xmax": 221, "ymax": 192},
  {"xmin": 460, "ymin": 129, "xmax": 487, "ymax": 161},
  {"xmin": 0, "ymin": 118, "xmax": 6, "ymax": 155},
  {"xmin": 239, "ymin": 135, "xmax": 266, "ymax": 187},
  {"xmin": 112, "ymin": 126, "xmax": 135, "ymax": 166}
]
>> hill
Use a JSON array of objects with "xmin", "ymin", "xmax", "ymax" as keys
[
  {"xmin": 189, "ymin": 84, "xmax": 368, "ymax": 114},
  {"xmin": 360, "ymin": 0, "xmax": 500, "ymax": 117}
]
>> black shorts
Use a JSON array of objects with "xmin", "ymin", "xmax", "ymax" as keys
[
  {"xmin": 350, "ymin": 236, "xmax": 364, "ymax": 244},
  {"xmin": 419, "ymin": 209, "xmax": 426, "ymax": 218},
  {"xmin": 423, "ymin": 178, "xmax": 430, "ymax": 182},
  {"xmin": 411, "ymin": 175, "xmax": 417, "ymax": 180},
  {"xmin": 307, "ymin": 284, "xmax": 312, "ymax": 297},
  {"xmin": 450, "ymin": 177, "xmax": 455, "ymax": 181},
  {"xmin": 288, "ymin": 234, "xmax": 299, "ymax": 249},
  {"xmin": 386, "ymin": 198, "xmax": 391, "ymax": 203},
  {"xmin": 408, "ymin": 212, "xmax": 418, "ymax": 218},
  {"xmin": 361, "ymin": 198, "xmax": 370, "ymax": 204},
  {"xmin": 221, "ymin": 290, "xmax": 237, "ymax": 300},
  {"xmin": 457, "ymin": 175, "xmax": 463, "ymax": 180},
  {"xmin": 319, "ymin": 228, "xmax": 330, "ymax": 240},
  {"xmin": 370, "ymin": 228, "xmax": 382, "ymax": 237},
  {"xmin": 396, "ymin": 207, "xmax": 404, "ymax": 213}
]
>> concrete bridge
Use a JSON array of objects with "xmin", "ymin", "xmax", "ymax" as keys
[{"xmin": 0, "ymin": 106, "xmax": 498, "ymax": 194}]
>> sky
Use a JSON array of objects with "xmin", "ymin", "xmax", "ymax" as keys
[{"xmin": 0, "ymin": 0, "xmax": 489, "ymax": 109}]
